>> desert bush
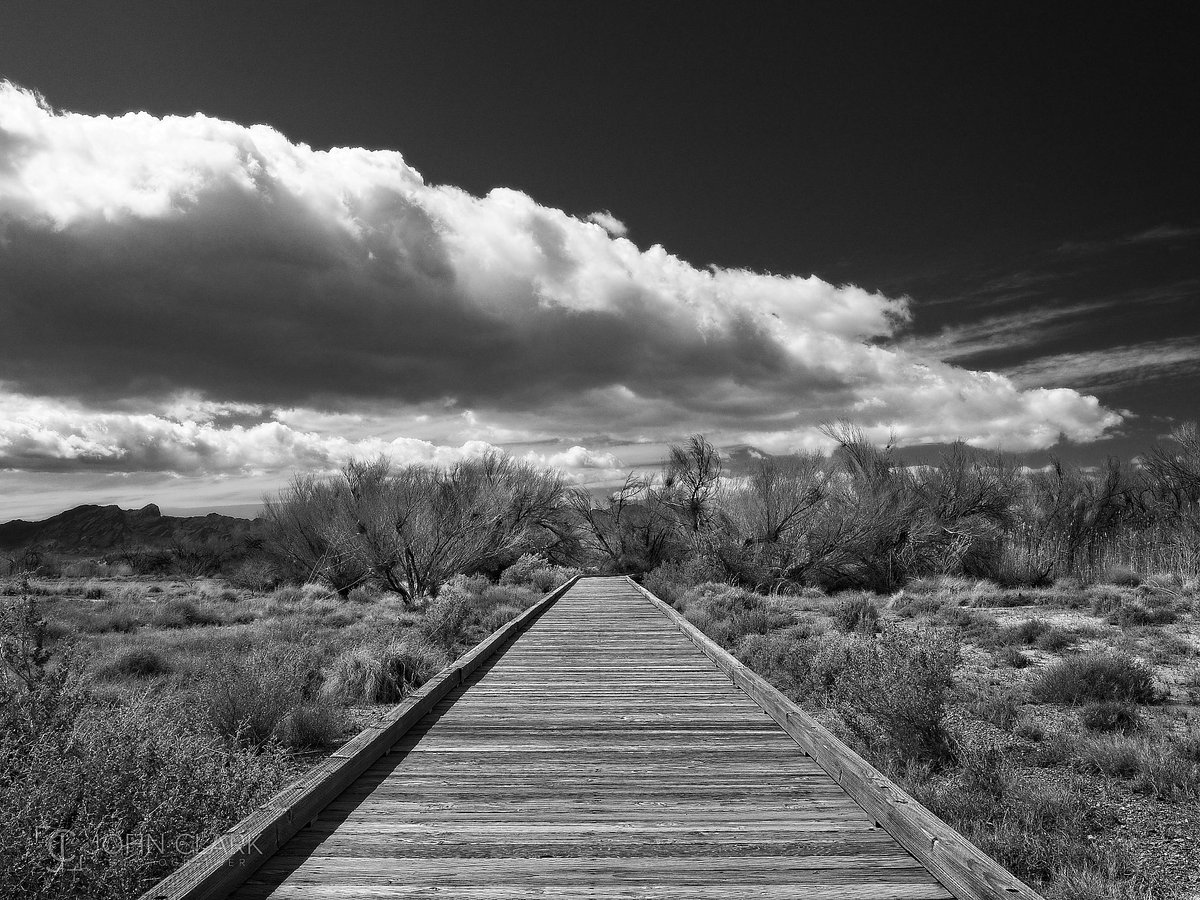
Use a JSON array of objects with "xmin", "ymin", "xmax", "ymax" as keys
[
  {"xmin": 935, "ymin": 606, "xmax": 1000, "ymax": 645},
  {"xmin": 85, "ymin": 603, "xmax": 138, "ymax": 634},
  {"xmin": 995, "ymin": 617, "xmax": 1050, "ymax": 647},
  {"xmin": 61, "ymin": 559, "xmax": 103, "ymax": 579},
  {"xmin": 826, "ymin": 625, "xmax": 960, "ymax": 767},
  {"xmin": 1173, "ymin": 733, "xmax": 1200, "ymax": 763},
  {"xmin": 499, "ymin": 555, "xmax": 578, "ymax": 591},
  {"xmin": 1029, "ymin": 733, "xmax": 1074, "ymax": 767},
  {"xmin": 276, "ymin": 702, "xmax": 344, "ymax": 750},
  {"xmin": 1143, "ymin": 630, "xmax": 1194, "ymax": 664},
  {"xmin": 203, "ymin": 644, "xmax": 323, "ymax": 746},
  {"xmin": 1132, "ymin": 750, "xmax": 1200, "ymax": 800},
  {"xmin": 902, "ymin": 577, "xmax": 944, "ymax": 596},
  {"xmin": 300, "ymin": 582, "xmax": 337, "ymax": 603},
  {"xmin": 228, "ymin": 557, "xmax": 278, "ymax": 591},
  {"xmin": 527, "ymin": 564, "xmax": 581, "ymax": 593},
  {"xmin": 913, "ymin": 768, "xmax": 1124, "ymax": 888},
  {"xmin": 1033, "ymin": 653, "xmax": 1160, "ymax": 705},
  {"xmin": 642, "ymin": 559, "xmax": 712, "ymax": 605},
  {"xmin": 1, "ymin": 693, "xmax": 289, "ymax": 898},
  {"xmin": 681, "ymin": 584, "xmax": 793, "ymax": 649},
  {"xmin": 733, "ymin": 626, "xmax": 822, "ymax": 700},
  {"xmin": 830, "ymin": 593, "xmax": 880, "ymax": 634},
  {"xmin": 151, "ymin": 598, "xmax": 223, "ymax": 629},
  {"xmin": 1182, "ymin": 665, "xmax": 1200, "ymax": 703},
  {"xmin": 891, "ymin": 592, "xmax": 945, "ymax": 619},
  {"xmin": 969, "ymin": 693, "xmax": 1021, "ymax": 731},
  {"xmin": 347, "ymin": 584, "xmax": 381, "ymax": 604},
  {"xmin": 998, "ymin": 646, "xmax": 1030, "ymax": 668},
  {"xmin": 269, "ymin": 585, "xmax": 305, "ymax": 604},
  {"xmin": 1013, "ymin": 719, "xmax": 1044, "ymax": 742},
  {"xmin": 1088, "ymin": 586, "xmax": 1130, "ymax": 616},
  {"xmin": 1107, "ymin": 601, "xmax": 1177, "ymax": 627},
  {"xmin": 324, "ymin": 636, "xmax": 449, "ymax": 704},
  {"xmin": 1033, "ymin": 627, "xmax": 1076, "ymax": 652},
  {"xmin": 0, "ymin": 598, "xmax": 289, "ymax": 899},
  {"xmin": 499, "ymin": 553, "xmax": 547, "ymax": 586},
  {"xmin": 439, "ymin": 572, "xmax": 492, "ymax": 599},
  {"xmin": 1071, "ymin": 735, "xmax": 1146, "ymax": 777},
  {"xmin": 1100, "ymin": 566, "xmax": 1142, "ymax": 587},
  {"xmin": 1078, "ymin": 700, "xmax": 1141, "ymax": 733},
  {"xmin": 97, "ymin": 646, "xmax": 172, "ymax": 680},
  {"xmin": 418, "ymin": 592, "xmax": 472, "ymax": 653},
  {"xmin": 475, "ymin": 601, "xmax": 525, "ymax": 634},
  {"xmin": 370, "ymin": 636, "xmax": 448, "ymax": 701},
  {"xmin": 480, "ymin": 583, "xmax": 537, "ymax": 608}
]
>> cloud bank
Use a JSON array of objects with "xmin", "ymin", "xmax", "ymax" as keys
[{"xmin": 0, "ymin": 82, "xmax": 1121, "ymax": 489}]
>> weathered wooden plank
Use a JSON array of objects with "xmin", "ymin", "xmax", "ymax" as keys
[
  {"xmin": 137, "ymin": 575, "xmax": 581, "ymax": 900},
  {"xmin": 625, "ymin": 576, "xmax": 1042, "ymax": 900},
  {"xmin": 146, "ymin": 574, "xmax": 1035, "ymax": 900},
  {"xmin": 233, "ymin": 884, "xmax": 953, "ymax": 900}
]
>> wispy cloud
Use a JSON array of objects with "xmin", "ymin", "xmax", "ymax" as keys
[
  {"xmin": 897, "ymin": 301, "xmax": 1113, "ymax": 363},
  {"xmin": 1003, "ymin": 338, "xmax": 1200, "ymax": 391},
  {"xmin": 1057, "ymin": 224, "xmax": 1200, "ymax": 255}
]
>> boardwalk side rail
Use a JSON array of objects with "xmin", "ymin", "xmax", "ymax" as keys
[
  {"xmin": 140, "ymin": 575, "xmax": 581, "ymax": 900},
  {"xmin": 626, "ymin": 576, "xmax": 1042, "ymax": 900}
]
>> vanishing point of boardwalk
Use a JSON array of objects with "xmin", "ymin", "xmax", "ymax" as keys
[{"xmin": 147, "ymin": 577, "xmax": 1038, "ymax": 900}]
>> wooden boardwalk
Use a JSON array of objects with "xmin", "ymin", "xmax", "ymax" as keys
[{"xmin": 228, "ymin": 577, "xmax": 955, "ymax": 899}]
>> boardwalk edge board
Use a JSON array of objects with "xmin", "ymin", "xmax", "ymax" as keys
[
  {"xmin": 138, "ymin": 575, "xmax": 581, "ymax": 900},
  {"xmin": 624, "ymin": 576, "xmax": 1044, "ymax": 900}
]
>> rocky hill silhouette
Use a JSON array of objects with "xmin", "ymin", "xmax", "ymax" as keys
[{"xmin": 0, "ymin": 503, "xmax": 261, "ymax": 555}]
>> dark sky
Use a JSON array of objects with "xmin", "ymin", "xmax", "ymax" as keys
[
  {"xmin": 7, "ymin": 5, "xmax": 1192, "ymax": 260},
  {"xmin": 0, "ymin": 2, "xmax": 1197, "ymax": 515}
]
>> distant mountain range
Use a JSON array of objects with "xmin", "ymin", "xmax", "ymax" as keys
[{"xmin": 0, "ymin": 503, "xmax": 261, "ymax": 555}]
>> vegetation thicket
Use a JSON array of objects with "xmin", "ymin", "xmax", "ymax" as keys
[{"xmin": 3, "ymin": 423, "xmax": 1199, "ymax": 899}]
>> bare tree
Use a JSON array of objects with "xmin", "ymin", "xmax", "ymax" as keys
[
  {"xmin": 263, "ymin": 473, "xmax": 367, "ymax": 596},
  {"xmin": 570, "ymin": 474, "xmax": 681, "ymax": 573},
  {"xmin": 662, "ymin": 435, "xmax": 724, "ymax": 533},
  {"xmin": 267, "ymin": 453, "xmax": 570, "ymax": 604},
  {"xmin": 707, "ymin": 454, "xmax": 824, "ymax": 590}
]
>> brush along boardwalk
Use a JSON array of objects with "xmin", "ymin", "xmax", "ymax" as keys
[{"xmin": 142, "ymin": 576, "xmax": 1040, "ymax": 900}]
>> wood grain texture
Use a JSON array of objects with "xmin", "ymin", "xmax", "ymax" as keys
[
  {"xmin": 624, "ymin": 576, "xmax": 1043, "ymax": 900},
  {"xmin": 137, "ymin": 576, "xmax": 581, "ymax": 900},
  {"xmin": 146, "ymin": 575, "xmax": 1037, "ymax": 900},
  {"xmin": 221, "ymin": 577, "xmax": 958, "ymax": 900}
]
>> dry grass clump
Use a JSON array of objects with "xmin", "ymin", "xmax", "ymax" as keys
[
  {"xmin": 680, "ymin": 583, "xmax": 795, "ymax": 648},
  {"xmin": 347, "ymin": 584, "xmax": 381, "ymax": 604},
  {"xmin": 417, "ymin": 593, "xmax": 472, "ymax": 653},
  {"xmin": 324, "ymin": 636, "xmax": 449, "ymax": 704},
  {"xmin": 1, "ymin": 600, "xmax": 291, "ymax": 899},
  {"xmin": 830, "ymin": 592, "xmax": 880, "ymax": 634},
  {"xmin": 912, "ymin": 764, "xmax": 1126, "ymax": 891},
  {"xmin": 151, "ymin": 598, "xmax": 223, "ymax": 629},
  {"xmin": 96, "ymin": 646, "xmax": 172, "ymax": 680},
  {"xmin": 1100, "ymin": 566, "xmax": 1143, "ymax": 587},
  {"xmin": 202, "ymin": 644, "xmax": 328, "ymax": 748},
  {"xmin": 274, "ymin": 702, "xmax": 344, "ymax": 750},
  {"xmin": 1066, "ymin": 734, "xmax": 1200, "ymax": 799},
  {"xmin": 269, "ymin": 584, "xmax": 305, "ymax": 604},
  {"xmin": 998, "ymin": 646, "xmax": 1031, "ymax": 668},
  {"xmin": 1078, "ymin": 700, "xmax": 1142, "ymax": 733},
  {"xmin": 498, "ymin": 553, "xmax": 581, "ymax": 593},
  {"xmin": 1033, "ymin": 652, "xmax": 1161, "ymax": 705},
  {"xmin": 828, "ymin": 625, "xmax": 960, "ymax": 768}
]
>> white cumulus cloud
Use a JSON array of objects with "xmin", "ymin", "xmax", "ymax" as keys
[{"xmin": 0, "ymin": 81, "xmax": 1122, "ymax": 486}]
